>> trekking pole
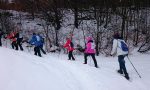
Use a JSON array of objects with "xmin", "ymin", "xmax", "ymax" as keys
[{"xmin": 127, "ymin": 56, "xmax": 142, "ymax": 78}]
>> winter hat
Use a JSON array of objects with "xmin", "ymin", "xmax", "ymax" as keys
[
  {"xmin": 33, "ymin": 33, "xmax": 36, "ymax": 35},
  {"xmin": 66, "ymin": 37, "xmax": 70, "ymax": 40},
  {"xmin": 113, "ymin": 33, "xmax": 120, "ymax": 39},
  {"xmin": 86, "ymin": 36, "xmax": 92, "ymax": 42}
]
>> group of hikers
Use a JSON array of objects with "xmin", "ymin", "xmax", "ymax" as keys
[
  {"xmin": 0, "ymin": 29, "xmax": 46, "ymax": 57},
  {"xmin": 0, "ymin": 29, "xmax": 24, "ymax": 50},
  {"xmin": 0, "ymin": 28, "xmax": 130, "ymax": 80},
  {"xmin": 63, "ymin": 33, "xmax": 130, "ymax": 80}
]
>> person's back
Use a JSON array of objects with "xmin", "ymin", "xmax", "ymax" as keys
[
  {"xmin": 64, "ymin": 38, "xmax": 75, "ymax": 60},
  {"xmin": 29, "ymin": 33, "xmax": 42, "ymax": 57},
  {"xmin": 30, "ymin": 34, "xmax": 41, "ymax": 46},
  {"xmin": 111, "ymin": 38, "xmax": 128, "ymax": 56},
  {"xmin": 64, "ymin": 38, "xmax": 74, "ymax": 52},
  {"xmin": 38, "ymin": 34, "xmax": 46, "ymax": 54},
  {"xmin": 111, "ymin": 33, "xmax": 130, "ymax": 80},
  {"xmin": 85, "ymin": 40, "xmax": 96, "ymax": 54},
  {"xmin": 7, "ymin": 32, "xmax": 17, "ymax": 42},
  {"xmin": 15, "ymin": 31, "xmax": 24, "ymax": 51},
  {"xmin": 29, "ymin": 34, "xmax": 37, "ymax": 45},
  {"xmin": 84, "ymin": 36, "xmax": 98, "ymax": 68},
  {"xmin": 38, "ymin": 34, "xmax": 44, "ymax": 46}
]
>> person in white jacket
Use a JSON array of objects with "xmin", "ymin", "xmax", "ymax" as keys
[{"xmin": 111, "ymin": 33, "xmax": 130, "ymax": 80}]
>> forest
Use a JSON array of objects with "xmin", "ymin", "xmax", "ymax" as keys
[{"xmin": 0, "ymin": 0, "xmax": 150, "ymax": 55}]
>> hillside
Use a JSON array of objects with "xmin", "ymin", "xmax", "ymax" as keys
[{"xmin": 0, "ymin": 47, "xmax": 149, "ymax": 90}]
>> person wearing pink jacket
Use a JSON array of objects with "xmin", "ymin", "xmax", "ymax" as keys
[{"xmin": 84, "ymin": 37, "xmax": 98, "ymax": 68}]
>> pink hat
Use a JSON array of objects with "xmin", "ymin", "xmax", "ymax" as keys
[{"xmin": 86, "ymin": 36, "xmax": 92, "ymax": 41}]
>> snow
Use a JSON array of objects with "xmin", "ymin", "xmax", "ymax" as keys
[{"xmin": 0, "ymin": 47, "xmax": 150, "ymax": 90}]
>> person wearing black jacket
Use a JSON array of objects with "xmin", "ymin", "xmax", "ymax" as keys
[
  {"xmin": 15, "ymin": 31, "xmax": 24, "ymax": 51},
  {"xmin": 0, "ymin": 29, "xmax": 4, "ymax": 46}
]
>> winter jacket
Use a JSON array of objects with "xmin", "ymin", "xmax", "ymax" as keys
[
  {"xmin": 111, "ymin": 39, "xmax": 128, "ymax": 56},
  {"xmin": 15, "ymin": 32, "xmax": 23, "ymax": 39},
  {"xmin": 6, "ymin": 32, "xmax": 17, "ymax": 42},
  {"xmin": 29, "ymin": 35, "xmax": 43, "ymax": 47},
  {"xmin": 84, "ymin": 37, "xmax": 96, "ymax": 54},
  {"xmin": 85, "ymin": 40, "xmax": 96, "ymax": 54},
  {"xmin": 38, "ymin": 35, "xmax": 44, "ymax": 47},
  {"xmin": 64, "ymin": 39, "xmax": 74, "ymax": 51}
]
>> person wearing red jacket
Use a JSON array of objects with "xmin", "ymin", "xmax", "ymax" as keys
[
  {"xmin": 6, "ymin": 31, "xmax": 18, "ymax": 50},
  {"xmin": 64, "ymin": 38, "xmax": 75, "ymax": 60}
]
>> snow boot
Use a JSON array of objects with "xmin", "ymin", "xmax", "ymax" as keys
[
  {"xmin": 125, "ymin": 74, "xmax": 130, "ymax": 80},
  {"xmin": 117, "ymin": 70, "xmax": 123, "ymax": 74},
  {"xmin": 95, "ymin": 65, "xmax": 99, "ymax": 68}
]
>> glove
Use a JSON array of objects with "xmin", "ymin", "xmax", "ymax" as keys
[
  {"xmin": 110, "ymin": 54, "xmax": 115, "ymax": 57},
  {"xmin": 4, "ymin": 37, "xmax": 7, "ymax": 39}
]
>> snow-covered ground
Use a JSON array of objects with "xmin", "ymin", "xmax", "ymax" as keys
[{"xmin": 0, "ymin": 47, "xmax": 149, "ymax": 90}]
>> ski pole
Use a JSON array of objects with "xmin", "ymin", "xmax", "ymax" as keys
[{"xmin": 127, "ymin": 56, "xmax": 142, "ymax": 78}]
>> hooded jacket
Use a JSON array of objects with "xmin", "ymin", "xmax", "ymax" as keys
[
  {"xmin": 85, "ymin": 37, "xmax": 96, "ymax": 54},
  {"xmin": 111, "ymin": 39, "xmax": 128, "ymax": 56},
  {"xmin": 29, "ymin": 34, "xmax": 43, "ymax": 47},
  {"xmin": 6, "ymin": 32, "xmax": 17, "ymax": 42},
  {"xmin": 63, "ymin": 39, "xmax": 74, "ymax": 51}
]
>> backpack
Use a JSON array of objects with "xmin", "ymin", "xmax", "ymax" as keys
[
  {"xmin": 120, "ymin": 41, "xmax": 128, "ymax": 51},
  {"xmin": 70, "ymin": 42, "xmax": 74, "ymax": 48},
  {"xmin": 40, "ymin": 37, "xmax": 44, "ymax": 43},
  {"xmin": 36, "ymin": 35, "xmax": 41, "ymax": 42}
]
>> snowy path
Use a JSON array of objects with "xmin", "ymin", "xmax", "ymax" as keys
[{"xmin": 0, "ymin": 47, "xmax": 149, "ymax": 90}]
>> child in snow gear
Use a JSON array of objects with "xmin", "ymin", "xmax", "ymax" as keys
[
  {"xmin": 111, "ymin": 33, "xmax": 130, "ymax": 80},
  {"xmin": 29, "ymin": 33, "xmax": 42, "ymax": 57},
  {"xmin": 0, "ymin": 30, "xmax": 4, "ymax": 46},
  {"xmin": 64, "ymin": 38, "xmax": 75, "ymax": 60},
  {"xmin": 84, "ymin": 37, "xmax": 98, "ymax": 68},
  {"xmin": 15, "ymin": 31, "xmax": 24, "ymax": 51},
  {"xmin": 6, "ymin": 31, "xmax": 18, "ymax": 50}
]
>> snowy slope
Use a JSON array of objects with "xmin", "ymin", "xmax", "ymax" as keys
[{"xmin": 0, "ymin": 47, "xmax": 149, "ymax": 90}]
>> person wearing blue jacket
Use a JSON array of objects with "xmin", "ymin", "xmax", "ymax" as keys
[
  {"xmin": 29, "ymin": 33, "xmax": 42, "ymax": 57},
  {"xmin": 38, "ymin": 34, "xmax": 46, "ymax": 54}
]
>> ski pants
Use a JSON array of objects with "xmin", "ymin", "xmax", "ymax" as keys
[
  {"xmin": 118, "ymin": 55, "xmax": 128, "ymax": 75},
  {"xmin": 39, "ymin": 45, "xmax": 46, "ymax": 54},
  {"xmin": 12, "ymin": 41, "xmax": 18, "ymax": 50},
  {"xmin": 34, "ymin": 46, "xmax": 42, "ymax": 57},
  {"xmin": 17, "ymin": 38, "xmax": 24, "ymax": 51},
  {"xmin": 84, "ymin": 53, "xmax": 98, "ymax": 67},
  {"xmin": 68, "ymin": 51, "xmax": 75, "ymax": 60}
]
